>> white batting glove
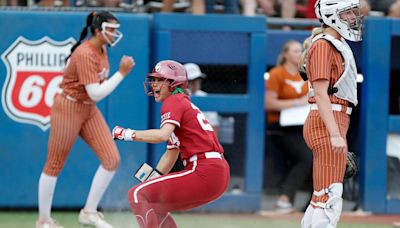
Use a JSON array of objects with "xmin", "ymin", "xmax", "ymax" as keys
[{"xmin": 112, "ymin": 126, "xmax": 136, "ymax": 141}]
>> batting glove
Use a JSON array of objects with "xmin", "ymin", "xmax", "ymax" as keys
[
  {"xmin": 134, "ymin": 163, "xmax": 163, "ymax": 182},
  {"xmin": 112, "ymin": 126, "xmax": 136, "ymax": 141}
]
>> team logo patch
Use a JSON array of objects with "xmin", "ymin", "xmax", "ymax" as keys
[
  {"xmin": 1, "ymin": 36, "xmax": 75, "ymax": 131},
  {"xmin": 161, "ymin": 112, "xmax": 171, "ymax": 122},
  {"xmin": 155, "ymin": 63, "xmax": 161, "ymax": 73}
]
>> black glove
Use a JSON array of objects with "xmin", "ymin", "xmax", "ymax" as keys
[{"xmin": 344, "ymin": 151, "xmax": 359, "ymax": 179}]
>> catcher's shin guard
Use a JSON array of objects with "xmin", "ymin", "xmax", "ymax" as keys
[
  {"xmin": 311, "ymin": 183, "xmax": 343, "ymax": 227},
  {"xmin": 301, "ymin": 204, "xmax": 314, "ymax": 228}
]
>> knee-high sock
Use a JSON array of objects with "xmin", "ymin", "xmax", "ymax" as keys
[
  {"xmin": 84, "ymin": 165, "xmax": 115, "ymax": 212},
  {"xmin": 312, "ymin": 208, "xmax": 331, "ymax": 228},
  {"xmin": 301, "ymin": 204, "xmax": 314, "ymax": 228},
  {"xmin": 38, "ymin": 173, "xmax": 58, "ymax": 220}
]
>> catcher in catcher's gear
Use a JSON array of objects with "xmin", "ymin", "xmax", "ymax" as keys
[
  {"xmin": 300, "ymin": 0, "xmax": 364, "ymax": 227},
  {"xmin": 345, "ymin": 151, "xmax": 359, "ymax": 179}
]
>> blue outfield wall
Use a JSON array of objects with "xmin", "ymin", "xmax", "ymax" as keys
[
  {"xmin": 0, "ymin": 10, "xmax": 400, "ymax": 213},
  {"xmin": 150, "ymin": 13, "xmax": 266, "ymax": 212},
  {"xmin": 0, "ymin": 11, "xmax": 150, "ymax": 209},
  {"xmin": 359, "ymin": 18, "xmax": 400, "ymax": 214}
]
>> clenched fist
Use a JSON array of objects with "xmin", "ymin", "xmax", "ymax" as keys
[
  {"xmin": 119, "ymin": 55, "xmax": 135, "ymax": 77},
  {"xmin": 112, "ymin": 126, "xmax": 136, "ymax": 141}
]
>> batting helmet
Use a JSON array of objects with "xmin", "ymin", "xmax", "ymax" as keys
[
  {"xmin": 147, "ymin": 60, "xmax": 188, "ymax": 87},
  {"xmin": 144, "ymin": 60, "xmax": 188, "ymax": 95},
  {"xmin": 315, "ymin": 0, "xmax": 363, "ymax": 42}
]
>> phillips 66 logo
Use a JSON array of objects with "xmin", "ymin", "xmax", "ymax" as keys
[{"xmin": 1, "ymin": 36, "xmax": 75, "ymax": 131}]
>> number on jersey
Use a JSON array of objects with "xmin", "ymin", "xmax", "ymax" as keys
[{"xmin": 191, "ymin": 103, "xmax": 214, "ymax": 132}]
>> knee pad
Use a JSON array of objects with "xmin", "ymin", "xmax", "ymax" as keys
[
  {"xmin": 311, "ymin": 183, "xmax": 343, "ymax": 227},
  {"xmin": 301, "ymin": 204, "xmax": 314, "ymax": 228}
]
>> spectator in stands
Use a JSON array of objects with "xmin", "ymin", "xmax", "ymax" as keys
[
  {"xmin": 305, "ymin": 0, "xmax": 370, "ymax": 18},
  {"xmin": 205, "ymin": 0, "xmax": 239, "ymax": 14},
  {"xmin": 240, "ymin": 0, "xmax": 258, "ymax": 16},
  {"xmin": 29, "ymin": 0, "xmax": 60, "ymax": 6},
  {"xmin": 265, "ymin": 40, "xmax": 312, "ymax": 213},
  {"xmin": 368, "ymin": 0, "xmax": 400, "ymax": 17},
  {"xmin": 259, "ymin": 0, "xmax": 296, "ymax": 18},
  {"xmin": 76, "ymin": 0, "xmax": 118, "ymax": 7},
  {"xmin": 184, "ymin": 63, "xmax": 220, "ymax": 135},
  {"xmin": 242, "ymin": 0, "xmax": 296, "ymax": 29},
  {"xmin": 162, "ymin": 0, "xmax": 205, "ymax": 14}
]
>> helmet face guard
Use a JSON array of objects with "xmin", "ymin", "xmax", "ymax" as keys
[
  {"xmin": 315, "ymin": 0, "xmax": 364, "ymax": 42},
  {"xmin": 143, "ymin": 77, "xmax": 171, "ymax": 96},
  {"xmin": 101, "ymin": 22, "xmax": 123, "ymax": 47},
  {"xmin": 337, "ymin": 5, "xmax": 364, "ymax": 41}
]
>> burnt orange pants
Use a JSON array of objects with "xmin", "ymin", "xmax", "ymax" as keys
[
  {"xmin": 43, "ymin": 94, "xmax": 120, "ymax": 176},
  {"xmin": 303, "ymin": 110, "xmax": 350, "ymax": 204}
]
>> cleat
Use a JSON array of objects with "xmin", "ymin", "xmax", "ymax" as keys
[
  {"xmin": 36, "ymin": 219, "xmax": 63, "ymax": 228},
  {"xmin": 79, "ymin": 210, "xmax": 113, "ymax": 228}
]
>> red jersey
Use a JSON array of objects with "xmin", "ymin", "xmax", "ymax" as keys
[{"xmin": 160, "ymin": 94, "xmax": 224, "ymax": 160}]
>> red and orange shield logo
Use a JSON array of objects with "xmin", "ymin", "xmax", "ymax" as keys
[{"xmin": 1, "ymin": 36, "xmax": 75, "ymax": 130}]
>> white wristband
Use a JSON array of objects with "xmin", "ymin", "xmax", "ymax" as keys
[{"xmin": 124, "ymin": 128, "xmax": 136, "ymax": 141}]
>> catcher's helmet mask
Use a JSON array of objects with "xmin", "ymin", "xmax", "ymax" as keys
[{"xmin": 315, "ymin": 0, "xmax": 364, "ymax": 42}]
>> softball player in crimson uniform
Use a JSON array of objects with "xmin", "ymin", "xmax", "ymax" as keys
[
  {"xmin": 298, "ymin": 1, "xmax": 363, "ymax": 227},
  {"xmin": 112, "ymin": 60, "xmax": 230, "ymax": 228},
  {"xmin": 37, "ymin": 11, "xmax": 134, "ymax": 228}
]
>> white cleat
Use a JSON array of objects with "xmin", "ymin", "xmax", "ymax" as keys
[
  {"xmin": 36, "ymin": 219, "xmax": 63, "ymax": 228},
  {"xmin": 79, "ymin": 210, "xmax": 113, "ymax": 228}
]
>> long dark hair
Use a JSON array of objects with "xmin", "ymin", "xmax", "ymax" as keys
[{"xmin": 66, "ymin": 11, "xmax": 119, "ymax": 62}]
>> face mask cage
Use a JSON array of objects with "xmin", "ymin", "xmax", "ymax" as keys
[
  {"xmin": 101, "ymin": 22, "xmax": 123, "ymax": 47},
  {"xmin": 143, "ymin": 77, "xmax": 171, "ymax": 97},
  {"xmin": 337, "ymin": 5, "xmax": 364, "ymax": 41}
]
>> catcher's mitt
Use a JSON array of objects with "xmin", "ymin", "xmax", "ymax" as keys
[{"xmin": 345, "ymin": 151, "xmax": 359, "ymax": 179}]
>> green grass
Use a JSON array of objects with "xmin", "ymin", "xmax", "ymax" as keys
[{"xmin": 0, "ymin": 211, "xmax": 391, "ymax": 228}]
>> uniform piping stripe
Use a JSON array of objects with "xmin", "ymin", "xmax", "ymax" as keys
[
  {"xmin": 159, "ymin": 212, "xmax": 170, "ymax": 228},
  {"xmin": 133, "ymin": 161, "xmax": 197, "ymax": 203},
  {"xmin": 160, "ymin": 120, "xmax": 180, "ymax": 128}
]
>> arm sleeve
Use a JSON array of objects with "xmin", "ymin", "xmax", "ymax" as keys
[
  {"xmin": 85, "ymin": 71, "xmax": 124, "ymax": 102},
  {"xmin": 307, "ymin": 40, "xmax": 333, "ymax": 82}
]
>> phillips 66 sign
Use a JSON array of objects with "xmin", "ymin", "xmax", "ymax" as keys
[{"xmin": 1, "ymin": 36, "xmax": 75, "ymax": 131}]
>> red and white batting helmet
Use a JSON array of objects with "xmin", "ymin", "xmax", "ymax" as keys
[{"xmin": 147, "ymin": 60, "xmax": 188, "ymax": 88}]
